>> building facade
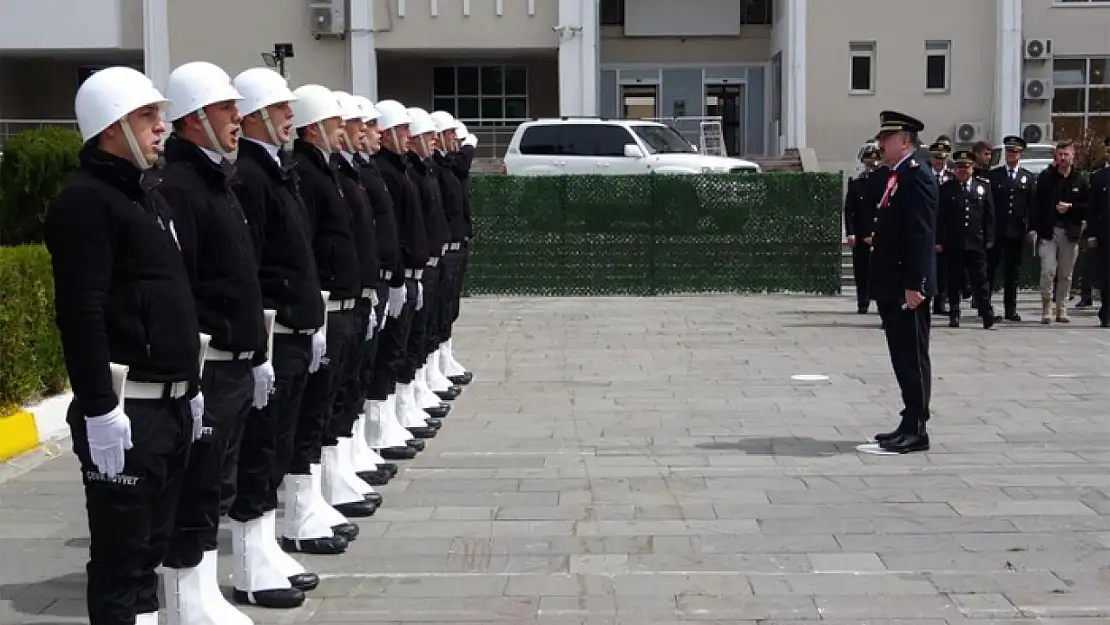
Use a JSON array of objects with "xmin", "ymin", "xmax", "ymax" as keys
[{"xmin": 1, "ymin": 0, "xmax": 1110, "ymax": 172}]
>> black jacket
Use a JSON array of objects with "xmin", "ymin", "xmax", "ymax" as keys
[
  {"xmin": 356, "ymin": 154, "xmax": 404, "ymax": 288},
  {"xmin": 843, "ymin": 171, "xmax": 876, "ymax": 239},
  {"xmin": 1031, "ymin": 164, "xmax": 1088, "ymax": 241},
  {"xmin": 408, "ymin": 153, "xmax": 451, "ymax": 257},
  {"xmin": 868, "ymin": 155, "xmax": 939, "ymax": 299},
  {"xmin": 373, "ymin": 149, "xmax": 429, "ymax": 271},
  {"xmin": 44, "ymin": 145, "xmax": 201, "ymax": 417},
  {"xmin": 433, "ymin": 151, "xmax": 469, "ymax": 242},
  {"xmin": 231, "ymin": 138, "xmax": 325, "ymax": 331},
  {"xmin": 293, "ymin": 139, "xmax": 361, "ymax": 300},
  {"xmin": 337, "ymin": 154, "xmax": 380, "ymax": 290},
  {"xmin": 986, "ymin": 165, "xmax": 1036, "ymax": 239},
  {"xmin": 449, "ymin": 145, "xmax": 476, "ymax": 239},
  {"xmin": 938, "ymin": 177, "xmax": 994, "ymax": 251},
  {"xmin": 1087, "ymin": 165, "xmax": 1110, "ymax": 245}
]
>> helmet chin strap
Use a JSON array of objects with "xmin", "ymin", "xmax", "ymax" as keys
[
  {"xmin": 315, "ymin": 121, "xmax": 333, "ymax": 154},
  {"xmin": 260, "ymin": 108, "xmax": 282, "ymax": 146},
  {"xmin": 119, "ymin": 119, "xmax": 153, "ymax": 170},
  {"xmin": 340, "ymin": 127, "xmax": 357, "ymax": 153},
  {"xmin": 197, "ymin": 108, "xmax": 237, "ymax": 163},
  {"xmin": 387, "ymin": 128, "xmax": 403, "ymax": 154}
]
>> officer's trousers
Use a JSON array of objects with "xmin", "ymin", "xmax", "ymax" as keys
[
  {"xmin": 987, "ymin": 236, "xmax": 1026, "ymax": 315},
  {"xmin": 367, "ymin": 279, "xmax": 418, "ymax": 399},
  {"xmin": 358, "ymin": 284, "xmax": 389, "ymax": 396},
  {"xmin": 229, "ymin": 333, "xmax": 313, "ymax": 521},
  {"xmin": 291, "ymin": 308, "xmax": 356, "ymax": 474},
  {"xmin": 946, "ymin": 247, "xmax": 993, "ymax": 316},
  {"xmin": 69, "ymin": 393, "xmax": 192, "ymax": 625},
  {"xmin": 163, "ymin": 360, "xmax": 251, "ymax": 568},
  {"xmin": 330, "ymin": 289, "xmax": 387, "ymax": 441},
  {"xmin": 403, "ymin": 264, "xmax": 440, "ymax": 381},
  {"xmin": 877, "ymin": 298, "xmax": 932, "ymax": 431},
  {"xmin": 850, "ymin": 242, "xmax": 871, "ymax": 310},
  {"xmin": 450, "ymin": 248, "xmax": 471, "ymax": 328},
  {"xmin": 934, "ymin": 252, "xmax": 948, "ymax": 311}
]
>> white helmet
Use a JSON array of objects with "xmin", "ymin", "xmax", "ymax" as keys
[
  {"xmin": 75, "ymin": 66, "xmax": 170, "ymax": 142},
  {"xmin": 429, "ymin": 110, "xmax": 462, "ymax": 135},
  {"xmin": 407, "ymin": 107, "xmax": 438, "ymax": 136},
  {"xmin": 375, "ymin": 100, "xmax": 411, "ymax": 132},
  {"xmin": 455, "ymin": 122, "xmax": 470, "ymax": 141},
  {"xmin": 332, "ymin": 90, "xmax": 363, "ymax": 121},
  {"xmin": 233, "ymin": 67, "xmax": 296, "ymax": 116},
  {"xmin": 290, "ymin": 84, "xmax": 343, "ymax": 129},
  {"xmin": 164, "ymin": 62, "xmax": 242, "ymax": 122},
  {"xmin": 352, "ymin": 96, "xmax": 380, "ymax": 123}
]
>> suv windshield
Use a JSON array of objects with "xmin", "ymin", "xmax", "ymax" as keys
[
  {"xmin": 630, "ymin": 125, "xmax": 697, "ymax": 155},
  {"xmin": 990, "ymin": 145, "xmax": 1056, "ymax": 167}
]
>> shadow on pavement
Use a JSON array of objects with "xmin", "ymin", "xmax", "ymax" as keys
[{"xmin": 696, "ymin": 436, "xmax": 858, "ymax": 457}]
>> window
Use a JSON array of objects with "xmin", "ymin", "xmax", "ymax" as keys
[
  {"xmin": 518, "ymin": 125, "xmax": 560, "ymax": 155},
  {"xmin": 517, "ymin": 124, "xmax": 636, "ymax": 156},
  {"xmin": 1051, "ymin": 57, "xmax": 1110, "ymax": 140},
  {"xmin": 432, "ymin": 65, "xmax": 528, "ymax": 125},
  {"xmin": 740, "ymin": 0, "xmax": 772, "ymax": 24},
  {"xmin": 925, "ymin": 41, "xmax": 950, "ymax": 92},
  {"xmin": 630, "ymin": 125, "xmax": 697, "ymax": 154},
  {"xmin": 850, "ymin": 42, "xmax": 876, "ymax": 94},
  {"xmin": 599, "ymin": 0, "xmax": 623, "ymax": 25}
]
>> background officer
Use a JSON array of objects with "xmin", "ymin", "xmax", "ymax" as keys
[
  {"xmin": 844, "ymin": 145, "xmax": 880, "ymax": 313},
  {"xmin": 937, "ymin": 150, "xmax": 997, "ymax": 329},
  {"xmin": 46, "ymin": 66, "xmax": 202, "ymax": 625},
  {"xmin": 439, "ymin": 123, "xmax": 477, "ymax": 384},
  {"xmin": 1086, "ymin": 137, "xmax": 1110, "ymax": 327},
  {"xmin": 868, "ymin": 110, "xmax": 938, "ymax": 455},
  {"xmin": 928, "ymin": 141, "xmax": 952, "ymax": 315},
  {"xmin": 986, "ymin": 136, "xmax": 1036, "ymax": 321}
]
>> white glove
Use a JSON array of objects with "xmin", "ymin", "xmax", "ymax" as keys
[
  {"xmin": 85, "ymin": 406, "xmax": 133, "ymax": 478},
  {"xmin": 416, "ymin": 282, "xmax": 424, "ymax": 311},
  {"xmin": 309, "ymin": 330, "xmax": 326, "ymax": 373},
  {"xmin": 366, "ymin": 308, "xmax": 377, "ymax": 340},
  {"xmin": 462, "ymin": 134, "xmax": 478, "ymax": 148},
  {"xmin": 189, "ymin": 392, "xmax": 204, "ymax": 441},
  {"xmin": 387, "ymin": 286, "xmax": 406, "ymax": 318},
  {"xmin": 251, "ymin": 361, "xmax": 276, "ymax": 409}
]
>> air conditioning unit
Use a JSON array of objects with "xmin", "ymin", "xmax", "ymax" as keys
[
  {"xmin": 1022, "ymin": 122, "xmax": 1052, "ymax": 144},
  {"xmin": 1024, "ymin": 38, "xmax": 1053, "ymax": 61},
  {"xmin": 310, "ymin": 0, "xmax": 346, "ymax": 39},
  {"xmin": 1024, "ymin": 78, "xmax": 1051, "ymax": 100},
  {"xmin": 954, "ymin": 122, "xmax": 986, "ymax": 144}
]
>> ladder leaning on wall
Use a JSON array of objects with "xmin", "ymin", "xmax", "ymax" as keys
[{"xmin": 698, "ymin": 120, "xmax": 727, "ymax": 157}]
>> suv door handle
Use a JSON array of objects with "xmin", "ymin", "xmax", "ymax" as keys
[
  {"xmin": 553, "ymin": 160, "xmax": 567, "ymax": 166},
  {"xmin": 597, "ymin": 162, "xmax": 611, "ymax": 167}
]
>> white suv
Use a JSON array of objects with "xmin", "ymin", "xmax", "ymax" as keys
[{"xmin": 502, "ymin": 118, "xmax": 761, "ymax": 176}]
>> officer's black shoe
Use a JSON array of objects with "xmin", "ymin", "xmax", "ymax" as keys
[
  {"xmin": 1077, "ymin": 298, "xmax": 1093, "ymax": 309},
  {"xmin": 1005, "ymin": 311, "xmax": 1021, "ymax": 322},
  {"xmin": 289, "ymin": 573, "xmax": 320, "ymax": 592},
  {"xmin": 334, "ymin": 500, "xmax": 377, "ymax": 517},
  {"xmin": 408, "ymin": 425, "xmax": 437, "ymax": 439},
  {"xmin": 949, "ymin": 316, "xmax": 960, "ymax": 328},
  {"xmin": 434, "ymin": 385, "xmax": 462, "ymax": 401},
  {"xmin": 357, "ymin": 469, "xmax": 391, "ymax": 486},
  {"xmin": 406, "ymin": 438, "xmax": 426, "ymax": 451},
  {"xmin": 364, "ymin": 492, "xmax": 383, "ymax": 506},
  {"xmin": 332, "ymin": 523, "xmax": 360, "ymax": 541},
  {"xmin": 378, "ymin": 462, "xmax": 399, "ymax": 477},
  {"xmin": 233, "ymin": 586, "xmax": 306, "ymax": 608},
  {"xmin": 857, "ymin": 305, "xmax": 869, "ymax": 314},
  {"xmin": 425, "ymin": 403, "xmax": 450, "ymax": 419},
  {"xmin": 962, "ymin": 288, "xmax": 972, "ymax": 300},
  {"xmin": 425, "ymin": 417, "xmax": 443, "ymax": 429},
  {"xmin": 280, "ymin": 535, "xmax": 347, "ymax": 555},
  {"xmin": 879, "ymin": 432, "xmax": 930, "ymax": 453},
  {"xmin": 982, "ymin": 312, "xmax": 996, "ymax": 330},
  {"xmin": 380, "ymin": 445, "xmax": 417, "ymax": 460},
  {"xmin": 873, "ymin": 428, "xmax": 908, "ymax": 443},
  {"xmin": 448, "ymin": 371, "xmax": 473, "ymax": 385}
]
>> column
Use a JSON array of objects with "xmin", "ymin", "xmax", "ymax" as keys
[
  {"xmin": 782, "ymin": 0, "xmax": 807, "ymax": 149},
  {"xmin": 349, "ymin": 0, "xmax": 379, "ymax": 101},
  {"xmin": 994, "ymin": 0, "xmax": 1022, "ymax": 141},
  {"xmin": 557, "ymin": 0, "xmax": 598, "ymax": 116},
  {"xmin": 143, "ymin": 0, "xmax": 171, "ymax": 89}
]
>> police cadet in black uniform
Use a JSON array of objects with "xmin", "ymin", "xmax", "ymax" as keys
[
  {"xmin": 869, "ymin": 111, "xmax": 938, "ymax": 454},
  {"xmin": 228, "ymin": 67, "xmax": 331, "ymax": 602},
  {"xmin": 156, "ymin": 62, "xmax": 270, "ymax": 623},
  {"xmin": 1086, "ymin": 137, "xmax": 1110, "ymax": 327},
  {"xmin": 373, "ymin": 100, "xmax": 436, "ymax": 443},
  {"xmin": 440, "ymin": 122, "xmax": 478, "ymax": 384},
  {"xmin": 986, "ymin": 136, "xmax": 1037, "ymax": 321},
  {"xmin": 937, "ymin": 150, "xmax": 997, "ymax": 329},
  {"xmin": 430, "ymin": 111, "xmax": 474, "ymax": 357},
  {"xmin": 289, "ymin": 84, "xmax": 367, "ymax": 544},
  {"xmin": 46, "ymin": 66, "xmax": 201, "ymax": 625},
  {"xmin": 844, "ymin": 145, "xmax": 880, "ymax": 313}
]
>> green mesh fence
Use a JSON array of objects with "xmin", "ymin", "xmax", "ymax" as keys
[{"xmin": 466, "ymin": 173, "xmax": 844, "ymax": 296}]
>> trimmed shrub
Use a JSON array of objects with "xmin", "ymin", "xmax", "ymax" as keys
[
  {"xmin": 0, "ymin": 245, "xmax": 66, "ymax": 413},
  {"xmin": 0, "ymin": 126, "xmax": 83, "ymax": 246}
]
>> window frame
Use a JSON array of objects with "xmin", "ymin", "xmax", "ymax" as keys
[
  {"xmin": 924, "ymin": 40, "xmax": 951, "ymax": 93},
  {"xmin": 849, "ymin": 41, "xmax": 876, "ymax": 95},
  {"xmin": 432, "ymin": 64, "xmax": 529, "ymax": 126},
  {"xmin": 1050, "ymin": 56, "xmax": 1110, "ymax": 140}
]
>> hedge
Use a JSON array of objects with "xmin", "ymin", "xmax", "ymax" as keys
[
  {"xmin": 0, "ymin": 126, "xmax": 83, "ymax": 246},
  {"xmin": 0, "ymin": 245, "xmax": 66, "ymax": 415}
]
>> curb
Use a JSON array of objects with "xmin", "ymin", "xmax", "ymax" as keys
[{"xmin": 0, "ymin": 393, "xmax": 72, "ymax": 463}]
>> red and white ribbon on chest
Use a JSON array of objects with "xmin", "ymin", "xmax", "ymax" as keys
[{"xmin": 879, "ymin": 171, "xmax": 899, "ymax": 208}]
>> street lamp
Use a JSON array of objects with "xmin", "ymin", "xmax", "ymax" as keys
[{"xmin": 261, "ymin": 43, "xmax": 294, "ymax": 78}]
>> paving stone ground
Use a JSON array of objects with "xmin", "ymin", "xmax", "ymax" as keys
[{"xmin": 3, "ymin": 292, "xmax": 1110, "ymax": 624}]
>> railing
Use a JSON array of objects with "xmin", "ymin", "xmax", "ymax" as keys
[
  {"xmin": 455, "ymin": 118, "xmax": 527, "ymax": 160},
  {"xmin": 0, "ymin": 119, "xmax": 79, "ymax": 148}
]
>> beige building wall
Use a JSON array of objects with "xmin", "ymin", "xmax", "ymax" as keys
[
  {"xmin": 599, "ymin": 25, "xmax": 771, "ymax": 64},
  {"xmin": 372, "ymin": 0, "xmax": 559, "ymax": 50},
  {"xmin": 806, "ymin": 0, "xmax": 997, "ymax": 174}
]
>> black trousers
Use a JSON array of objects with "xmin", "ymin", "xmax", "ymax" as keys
[
  {"xmin": 934, "ymin": 252, "xmax": 947, "ymax": 310},
  {"xmin": 946, "ymin": 247, "xmax": 993, "ymax": 316},
  {"xmin": 1095, "ymin": 248, "xmax": 1110, "ymax": 322},
  {"xmin": 403, "ymin": 266, "xmax": 440, "ymax": 381},
  {"xmin": 291, "ymin": 308, "xmax": 356, "ymax": 474},
  {"xmin": 449, "ymin": 248, "xmax": 471, "ymax": 330},
  {"xmin": 850, "ymin": 242, "xmax": 871, "ymax": 309},
  {"xmin": 164, "ymin": 360, "xmax": 252, "ymax": 567},
  {"xmin": 1078, "ymin": 245, "xmax": 1097, "ymax": 300},
  {"xmin": 229, "ymin": 333, "xmax": 313, "ymax": 521},
  {"xmin": 68, "ymin": 393, "xmax": 192, "ymax": 625},
  {"xmin": 358, "ymin": 284, "xmax": 390, "ymax": 397},
  {"xmin": 987, "ymin": 236, "xmax": 1025, "ymax": 314},
  {"xmin": 367, "ymin": 279, "xmax": 418, "ymax": 398},
  {"xmin": 330, "ymin": 298, "xmax": 372, "ymax": 442},
  {"xmin": 877, "ymin": 299, "xmax": 932, "ymax": 432}
]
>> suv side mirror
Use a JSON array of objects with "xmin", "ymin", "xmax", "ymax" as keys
[{"xmin": 623, "ymin": 143, "xmax": 643, "ymax": 158}]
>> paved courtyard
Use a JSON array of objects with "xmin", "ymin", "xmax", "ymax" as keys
[{"xmin": 3, "ymin": 293, "xmax": 1110, "ymax": 624}]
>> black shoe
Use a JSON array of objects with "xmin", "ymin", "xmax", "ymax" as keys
[
  {"xmin": 289, "ymin": 573, "xmax": 319, "ymax": 592},
  {"xmin": 332, "ymin": 522, "xmax": 359, "ymax": 541},
  {"xmin": 380, "ymin": 446, "xmax": 417, "ymax": 460},
  {"xmin": 425, "ymin": 417, "xmax": 443, "ymax": 429},
  {"xmin": 982, "ymin": 312, "xmax": 996, "ymax": 329},
  {"xmin": 448, "ymin": 371, "xmax": 473, "ymax": 385},
  {"xmin": 857, "ymin": 305, "xmax": 869, "ymax": 314},
  {"xmin": 233, "ymin": 586, "xmax": 306, "ymax": 608},
  {"xmin": 357, "ymin": 469, "xmax": 391, "ymax": 486},
  {"xmin": 949, "ymin": 316, "xmax": 960, "ymax": 328},
  {"xmin": 1077, "ymin": 298, "xmax": 1092, "ymax": 308},
  {"xmin": 879, "ymin": 433, "xmax": 930, "ymax": 453},
  {"xmin": 364, "ymin": 492, "xmax": 383, "ymax": 506},
  {"xmin": 408, "ymin": 425, "xmax": 437, "ymax": 438},
  {"xmin": 333, "ymin": 500, "xmax": 377, "ymax": 517},
  {"xmin": 280, "ymin": 535, "xmax": 347, "ymax": 555},
  {"xmin": 434, "ymin": 385, "xmax": 462, "ymax": 401},
  {"xmin": 873, "ymin": 429, "xmax": 904, "ymax": 443},
  {"xmin": 425, "ymin": 404, "xmax": 450, "ymax": 418},
  {"xmin": 406, "ymin": 438, "xmax": 426, "ymax": 451},
  {"xmin": 1005, "ymin": 311, "xmax": 1021, "ymax": 322},
  {"xmin": 377, "ymin": 462, "xmax": 399, "ymax": 477}
]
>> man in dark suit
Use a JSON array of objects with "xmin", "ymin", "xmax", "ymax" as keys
[
  {"xmin": 986, "ymin": 136, "xmax": 1036, "ymax": 321},
  {"xmin": 1086, "ymin": 137, "xmax": 1110, "ymax": 327},
  {"xmin": 868, "ymin": 110, "xmax": 938, "ymax": 454},
  {"xmin": 844, "ymin": 146, "xmax": 881, "ymax": 313}
]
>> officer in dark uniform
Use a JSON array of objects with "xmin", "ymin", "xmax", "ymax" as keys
[
  {"xmin": 441, "ymin": 124, "xmax": 478, "ymax": 383},
  {"xmin": 937, "ymin": 150, "xmax": 997, "ymax": 329},
  {"xmin": 844, "ymin": 145, "xmax": 880, "ymax": 313},
  {"xmin": 986, "ymin": 136, "xmax": 1036, "ymax": 321},
  {"xmin": 868, "ymin": 111, "xmax": 938, "ymax": 454},
  {"xmin": 1086, "ymin": 137, "xmax": 1110, "ymax": 327},
  {"xmin": 46, "ymin": 66, "xmax": 201, "ymax": 625},
  {"xmin": 430, "ymin": 112, "xmax": 473, "ymax": 372},
  {"xmin": 927, "ymin": 142, "xmax": 953, "ymax": 315}
]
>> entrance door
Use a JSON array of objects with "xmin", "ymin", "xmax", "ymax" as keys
[
  {"xmin": 704, "ymin": 84, "xmax": 745, "ymax": 156},
  {"xmin": 622, "ymin": 84, "xmax": 658, "ymax": 119}
]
